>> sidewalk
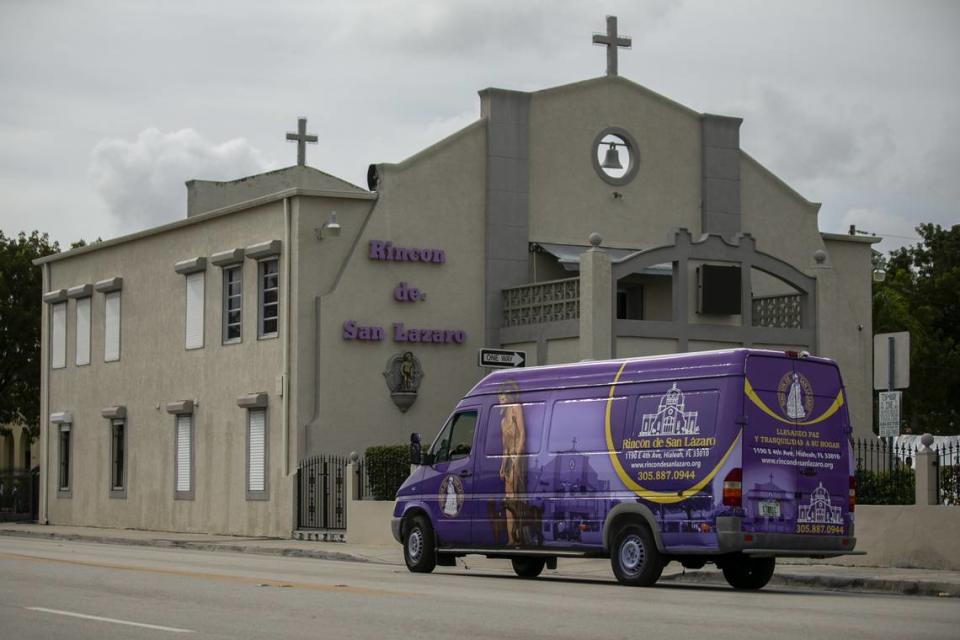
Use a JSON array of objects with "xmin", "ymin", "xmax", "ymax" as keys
[{"xmin": 2, "ymin": 522, "xmax": 957, "ymax": 598}]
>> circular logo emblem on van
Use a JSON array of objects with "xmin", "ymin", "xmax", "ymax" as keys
[
  {"xmin": 777, "ymin": 372, "xmax": 814, "ymax": 420},
  {"xmin": 438, "ymin": 475, "xmax": 464, "ymax": 518}
]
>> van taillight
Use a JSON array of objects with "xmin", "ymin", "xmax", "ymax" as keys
[
  {"xmin": 849, "ymin": 475, "xmax": 856, "ymax": 513},
  {"xmin": 723, "ymin": 468, "xmax": 742, "ymax": 507}
]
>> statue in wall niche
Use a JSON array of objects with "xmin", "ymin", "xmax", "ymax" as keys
[{"xmin": 383, "ymin": 351, "xmax": 424, "ymax": 413}]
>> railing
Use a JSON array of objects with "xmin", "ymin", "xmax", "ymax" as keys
[
  {"xmin": 0, "ymin": 469, "xmax": 37, "ymax": 521},
  {"xmin": 935, "ymin": 441, "xmax": 960, "ymax": 505},
  {"xmin": 853, "ymin": 437, "xmax": 959, "ymax": 505},
  {"xmin": 502, "ymin": 278, "xmax": 580, "ymax": 327},
  {"xmin": 854, "ymin": 438, "xmax": 916, "ymax": 505},
  {"xmin": 752, "ymin": 294, "xmax": 802, "ymax": 329},
  {"xmin": 296, "ymin": 454, "xmax": 348, "ymax": 530}
]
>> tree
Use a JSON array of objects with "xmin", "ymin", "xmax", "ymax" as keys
[
  {"xmin": 0, "ymin": 231, "xmax": 60, "ymax": 440},
  {"xmin": 873, "ymin": 223, "xmax": 960, "ymax": 435}
]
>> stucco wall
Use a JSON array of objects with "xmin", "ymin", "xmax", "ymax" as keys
[
  {"xmin": 819, "ymin": 238, "xmax": 875, "ymax": 439},
  {"xmin": 826, "ymin": 505, "xmax": 960, "ymax": 571},
  {"xmin": 42, "ymin": 203, "xmax": 293, "ymax": 537},
  {"xmin": 528, "ymin": 77, "xmax": 701, "ymax": 249},
  {"xmin": 740, "ymin": 153, "xmax": 825, "ymax": 270},
  {"xmin": 308, "ymin": 121, "xmax": 489, "ymax": 455}
]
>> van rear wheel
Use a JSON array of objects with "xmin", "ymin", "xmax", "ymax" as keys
[
  {"xmin": 403, "ymin": 515, "xmax": 437, "ymax": 573},
  {"xmin": 610, "ymin": 523, "xmax": 663, "ymax": 586},
  {"xmin": 511, "ymin": 557, "xmax": 546, "ymax": 578},
  {"xmin": 722, "ymin": 556, "xmax": 775, "ymax": 590}
]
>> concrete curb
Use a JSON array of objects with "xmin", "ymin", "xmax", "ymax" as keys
[
  {"xmin": 660, "ymin": 569, "xmax": 960, "ymax": 598},
  {"xmin": 0, "ymin": 528, "xmax": 372, "ymax": 564}
]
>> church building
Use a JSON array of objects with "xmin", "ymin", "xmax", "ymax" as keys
[{"xmin": 35, "ymin": 17, "xmax": 877, "ymax": 537}]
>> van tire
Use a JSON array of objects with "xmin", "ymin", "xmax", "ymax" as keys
[
  {"xmin": 511, "ymin": 557, "xmax": 546, "ymax": 578},
  {"xmin": 610, "ymin": 523, "xmax": 663, "ymax": 586},
  {"xmin": 722, "ymin": 556, "xmax": 776, "ymax": 590},
  {"xmin": 403, "ymin": 515, "xmax": 437, "ymax": 573}
]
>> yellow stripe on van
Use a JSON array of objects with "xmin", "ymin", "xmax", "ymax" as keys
[
  {"xmin": 743, "ymin": 379, "xmax": 844, "ymax": 426},
  {"xmin": 603, "ymin": 362, "xmax": 740, "ymax": 505}
]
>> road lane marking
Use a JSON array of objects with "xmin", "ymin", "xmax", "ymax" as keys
[
  {"xmin": 26, "ymin": 607, "xmax": 194, "ymax": 633},
  {"xmin": 0, "ymin": 552, "xmax": 406, "ymax": 597}
]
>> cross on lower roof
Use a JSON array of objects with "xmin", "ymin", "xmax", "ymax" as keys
[
  {"xmin": 286, "ymin": 117, "xmax": 318, "ymax": 166},
  {"xmin": 592, "ymin": 16, "xmax": 631, "ymax": 76}
]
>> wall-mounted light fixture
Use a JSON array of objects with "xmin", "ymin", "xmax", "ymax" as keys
[{"xmin": 316, "ymin": 211, "xmax": 341, "ymax": 240}]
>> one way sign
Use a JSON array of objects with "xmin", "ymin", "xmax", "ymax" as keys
[{"xmin": 478, "ymin": 348, "xmax": 526, "ymax": 369}]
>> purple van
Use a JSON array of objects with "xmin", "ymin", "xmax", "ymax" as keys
[{"xmin": 391, "ymin": 349, "xmax": 861, "ymax": 589}]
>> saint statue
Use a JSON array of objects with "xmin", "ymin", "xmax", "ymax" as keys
[
  {"xmin": 786, "ymin": 373, "xmax": 806, "ymax": 419},
  {"xmin": 442, "ymin": 478, "xmax": 459, "ymax": 516}
]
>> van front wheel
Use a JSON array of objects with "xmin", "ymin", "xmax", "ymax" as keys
[
  {"xmin": 511, "ymin": 557, "xmax": 546, "ymax": 578},
  {"xmin": 722, "ymin": 556, "xmax": 775, "ymax": 590},
  {"xmin": 403, "ymin": 515, "xmax": 437, "ymax": 573},
  {"xmin": 610, "ymin": 523, "xmax": 663, "ymax": 586}
]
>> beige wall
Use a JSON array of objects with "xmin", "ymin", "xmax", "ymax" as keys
[
  {"xmin": 616, "ymin": 337, "xmax": 678, "ymax": 358},
  {"xmin": 307, "ymin": 121, "xmax": 489, "ymax": 455},
  {"xmin": 42, "ymin": 204, "xmax": 293, "ymax": 537},
  {"xmin": 825, "ymin": 505, "xmax": 960, "ymax": 571},
  {"xmin": 741, "ymin": 154, "xmax": 826, "ymax": 269},
  {"xmin": 528, "ymin": 78, "xmax": 701, "ymax": 249},
  {"xmin": 818, "ymin": 238, "xmax": 875, "ymax": 439},
  {"xmin": 546, "ymin": 338, "xmax": 580, "ymax": 364}
]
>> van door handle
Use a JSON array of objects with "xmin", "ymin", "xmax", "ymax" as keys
[{"xmin": 459, "ymin": 470, "xmax": 473, "ymax": 477}]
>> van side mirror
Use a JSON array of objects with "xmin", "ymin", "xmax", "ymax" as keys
[{"xmin": 410, "ymin": 432, "xmax": 422, "ymax": 465}]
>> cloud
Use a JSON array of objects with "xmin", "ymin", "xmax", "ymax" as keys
[
  {"xmin": 736, "ymin": 87, "xmax": 896, "ymax": 186},
  {"xmin": 88, "ymin": 128, "xmax": 274, "ymax": 233}
]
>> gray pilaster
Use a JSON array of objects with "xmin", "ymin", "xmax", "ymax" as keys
[
  {"xmin": 579, "ymin": 238, "xmax": 613, "ymax": 361},
  {"xmin": 479, "ymin": 88, "xmax": 531, "ymax": 347},
  {"xmin": 701, "ymin": 114, "xmax": 743, "ymax": 237}
]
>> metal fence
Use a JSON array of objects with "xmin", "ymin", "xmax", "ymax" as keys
[
  {"xmin": 0, "ymin": 469, "xmax": 38, "ymax": 521},
  {"xmin": 296, "ymin": 454, "xmax": 348, "ymax": 530},
  {"xmin": 935, "ymin": 441, "xmax": 960, "ymax": 505},
  {"xmin": 853, "ymin": 437, "xmax": 959, "ymax": 505}
]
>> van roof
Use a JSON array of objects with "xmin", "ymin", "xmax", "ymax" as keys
[{"xmin": 467, "ymin": 348, "xmax": 835, "ymax": 397}]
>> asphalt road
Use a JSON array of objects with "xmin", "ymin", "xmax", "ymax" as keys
[{"xmin": 0, "ymin": 536, "xmax": 956, "ymax": 640}]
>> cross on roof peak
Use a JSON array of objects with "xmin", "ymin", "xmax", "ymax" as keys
[
  {"xmin": 592, "ymin": 15, "xmax": 632, "ymax": 76},
  {"xmin": 286, "ymin": 117, "xmax": 318, "ymax": 167}
]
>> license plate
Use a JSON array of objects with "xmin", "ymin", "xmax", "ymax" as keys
[{"xmin": 758, "ymin": 500, "xmax": 780, "ymax": 518}]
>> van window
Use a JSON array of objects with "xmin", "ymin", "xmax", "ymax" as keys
[
  {"xmin": 548, "ymin": 397, "xmax": 629, "ymax": 453},
  {"xmin": 430, "ymin": 411, "xmax": 478, "ymax": 463},
  {"xmin": 484, "ymin": 402, "xmax": 545, "ymax": 456}
]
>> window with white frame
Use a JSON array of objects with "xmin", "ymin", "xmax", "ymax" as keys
[
  {"xmin": 110, "ymin": 419, "xmax": 126, "ymax": 495},
  {"xmin": 185, "ymin": 271, "xmax": 205, "ymax": 349},
  {"xmin": 174, "ymin": 414, "xmax": 193, "ymax": 499},
  {"xmin": 75, "ymin": 297, "xmax": 91, "ymax": 366},
  {"xmin": 223, "ymin": 265, "xmax": 242, "ymax": 343},
  {"xmin": 104, "ymin": 291, "xmax": 121, "ymax": 362},
  {"xmin": 58, "ymin": 423, "xmax": 71, "ymax": 493},
  {"xmin": 258, "ymin": 259, "xmax": 279, "ymax": 338},
  {"xmin": 52, "ymin": 302, "xmax": 67, "ymax": 369},
  {"xmin": 247, "ymin": 409, "xmax": 267, "ymax": 498}
]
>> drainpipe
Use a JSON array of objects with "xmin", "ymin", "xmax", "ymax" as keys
[
  {"xmin": 39, "ymin": 262, "xmax": 50, "ymax": 523},
  {"xmin": 282, "ymin": 197, "xmax": 292, "ymax": 477}
]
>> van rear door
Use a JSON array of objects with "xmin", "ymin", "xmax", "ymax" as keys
[{"xmin": 742, "ymin": 354, "xmax": 850, "ymax": 537}]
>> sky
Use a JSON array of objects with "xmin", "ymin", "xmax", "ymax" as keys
[{"xmin": 1, "ymin": 0, "xmax": 958, "ymax": 255}]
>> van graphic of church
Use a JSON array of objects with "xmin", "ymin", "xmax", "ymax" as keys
[
  {"xmin": 797, "ymin": 483, "xmax": 842, "ymax": 524},
  {"xmin": 638, "ymin": 383, "xmax": 700, "ymax": 436}
]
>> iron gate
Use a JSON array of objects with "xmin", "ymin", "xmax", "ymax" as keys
[{"xmin": 296, "ymin": 454, "xmax": 348, "ymax": 530}]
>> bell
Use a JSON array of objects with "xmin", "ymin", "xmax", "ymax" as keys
[{"xmin": 601, "ymin": 143, "xmax": 623, "ymax": 170}]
